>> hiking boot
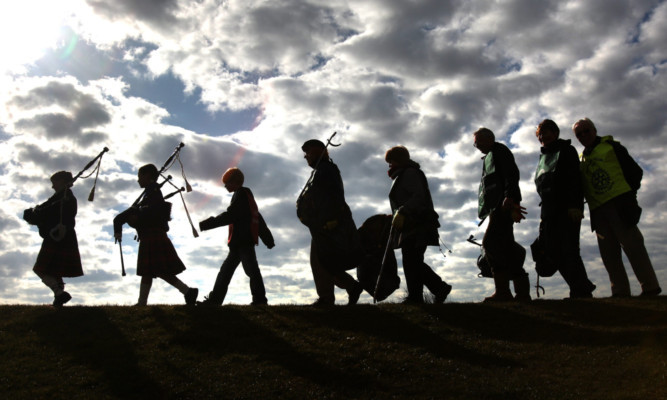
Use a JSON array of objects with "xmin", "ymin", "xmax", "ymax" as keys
[
  {"xmin": 53, "ymin": 291, "xmax": 72, "ymax": 307},
  {"xmin": 184, "ymin": 288, "xmax": 199, "ymax": 306},
  {"xmin": 639, "ymin": 287, "xmax": 662, "ymax": 297},
  {"xmin": 311, "ymin": 298, "xmax": 335, "ymax": 307},
  {"xmin": 197, "ymin": 295, "xmax": 221, "ymax": 307},
  {"xmin": 401, "ymin": 296, "xmax": 424, "ymax": 305},
  {"xmin": 347, "ymin": 284, "xmax": 363, "ymax": 305},
  {"xmin": 251, "ymin": 300, "xmax": 268, "ymax": 306},
  {"xmin": 512, "ymin": 272, "xmax": 531, "ymax": 302},
  {"xmin": 483, "ymin": 292, "xmax": 514, "ymax": 303},
  {"xmin": 434, "ymin": 283, "xmax": 453, "ymax": 304}
]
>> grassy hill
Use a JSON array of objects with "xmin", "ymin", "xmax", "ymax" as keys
[{"xmin": 1, "ymin": 298, "xmax": 665, "ymax": 399}]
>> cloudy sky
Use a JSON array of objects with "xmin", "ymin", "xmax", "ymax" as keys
[{"xmin": 1, "ymin": 0, "xmax": 665, "ymax": 305}]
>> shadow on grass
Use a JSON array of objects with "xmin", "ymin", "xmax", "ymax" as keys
[
  {"xmin": 277, "ymin": 305, "xmax": 520, "ymax": 368},
  {"xmin": 31, "ymin": 307, "xmax": 165, "ymax": 398},
  {"xmin": 420, "ymin": 298, "xmax": 667, "ymax": 348},
  {"xmin": 148, "ymin": 306, "xmax": 372, "ymax": 397}
]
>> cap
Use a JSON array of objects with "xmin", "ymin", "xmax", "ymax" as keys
[{"xmin": 301, "ymin": 139, "xmax": 325, "ymax": 152}]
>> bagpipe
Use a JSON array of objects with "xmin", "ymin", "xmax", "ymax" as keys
[
  {"xmin": 23, "ymin": 147, "xmax": 109, "ymax": 241},
  {"xmin": 114, "ymin": 142, "xmax": 197, "ymax": 276}
]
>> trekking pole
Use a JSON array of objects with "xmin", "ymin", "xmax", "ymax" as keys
[{"xmin": 373, "ymin": 225, "xmax": 394, "ymax": 304}]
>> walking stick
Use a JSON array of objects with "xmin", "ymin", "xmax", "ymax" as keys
[{"xmin": 373, "ymin": 225, "xmax": 395, "ymax": 304}]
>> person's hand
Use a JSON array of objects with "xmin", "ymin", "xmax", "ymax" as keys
[
  {"xmin": 511, "ymin": 203, "xmax": 527, "ymax": 223},
  {"xmin": 114, "ymin": 232, "xmax": 122, "ymax": 243},
  {"xmin": 392, "ymin": 211, "xmax": 405, "ymax": 230},
  {"xmin": 502, "ymin": 197, "xmax": 517, "ymax": 211},
  {"xmin": 324, "ymin": 220, "xmax": 338, "ymax": 230},
  {"xmin": 568, "ymin": 208, "xmax": 583, "ymax": 222}
]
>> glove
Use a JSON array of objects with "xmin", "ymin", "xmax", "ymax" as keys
[
  {"xmin": 392, "ymin": 211, "xmax": 405, "ymax": 230},
  {"xmin": 567, "ymin": 208, "xmax": 583, "ymax": 222}
]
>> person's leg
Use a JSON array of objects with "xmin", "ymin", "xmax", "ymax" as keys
[
  {"xmin": 483, "ymin": 210, "xmax": 514, "ymax": 301},
  {"xmin": 559, "ymin": 218, "xmax": 596, "ymax": 298},
  {"xmin": 615, "ymin": 225, "xmax": 661, "ymax": 295},
  {"xmin": 137, "ymin": 276, "xmax": 153, "ymax": 306},
  {"xmin": 310, "ymin": 239, "xmax": 335, "ymax": 304},
  {"xmin": 35, "ymin": 271, "xmax": 71, "ymax": 305},
  {"xmin": 205, "ymin": 248, "xmax": 242, "ymax": 305},
  {"xmin": 160, "ymin": 274, "xmax": 198, "ymax": 305},
  {"xmin": 401, "ymin": 241, "xmax": 424, "ymax": 303},
  {"xmin": 594, "ymin": 208, "xmax": 631, "ymax": 297},
  {"xmin": 239, "ymin": 246, "xmax": 268, "ymax": 304},
  {"xmin": 35, "ymin": 271, "xmax": 64, "ymax": 296}
]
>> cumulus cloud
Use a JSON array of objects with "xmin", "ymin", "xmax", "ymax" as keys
[{"xmin": 0, "ymin": 0, "xmax": 665, "ymax": 305}]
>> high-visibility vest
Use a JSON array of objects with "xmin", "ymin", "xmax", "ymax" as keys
[
  {"xmin": 534, "ymin": 148, "xmax": 560, "ymax": 201},
  {"xmin": 478, "ymin": 151, "xmax": 501, "ymax": 219},
  {"xmin": 580, "ymin": 136, "xmax": 632, "ymax": 210}
]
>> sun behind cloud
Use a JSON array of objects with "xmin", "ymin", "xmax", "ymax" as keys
[{"xmin": 0, "ymin": 1, "xmax": 73, "ymax": 73}]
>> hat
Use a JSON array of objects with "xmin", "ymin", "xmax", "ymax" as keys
[
  {"xmin": 50, "ymin": 171, "xmax": 73, "ymax": 183},
  {"xmin": 301, "ymin": 139, "xmax": 325, "ymax": 152}
]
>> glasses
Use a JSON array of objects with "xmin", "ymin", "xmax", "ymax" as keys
[{"xmin": 574, "ymin": 129, "xmax": 589, "ymax": 138}]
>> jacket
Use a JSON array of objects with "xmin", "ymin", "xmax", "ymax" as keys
[{"xmin": 478, "ymin": 142, "xmax": 521, "ymax": 219}]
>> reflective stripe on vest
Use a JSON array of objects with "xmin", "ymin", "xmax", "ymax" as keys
[
  {"xmin": 478, "ymin": 151, "xmax": 500, "ymax": 219},
  {"xmin": 580, "ymin": 136, "xmax": 631, "ymax": 210},
  {"xmin": 534, "ymin": 149, "xmax": 560, "ymax": 200}
]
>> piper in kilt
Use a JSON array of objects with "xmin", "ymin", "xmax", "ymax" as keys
[
  {"xmin": 114, "ymin": 164, "xmax": 198, "ymax": 306},
  {"xmin": 23, "ymin": 171, "xmax": 83, "ymax": 306}
]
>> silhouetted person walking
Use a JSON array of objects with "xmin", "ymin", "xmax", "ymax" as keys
[
  {"xmin": 574, "ymin": 118, "xmax": 661, "ymax": 297},
  {"xmin": 533, "ymin": 119, "xmax": 596, "ymax": 298},
  {"xmin": 198, "ymin": 167, "xmax": 274, "ymax": 306},
  {"xmin": 114, "ymin": 164, "xmax": 198, "ymax": 306},
  {"xmin": 385, "ymin": 146, "xmax": 452, "ymax": 303},
  {"xmin": 297, "ymin": 139, "xmax": 363, "ymax": 306},
  {"xmin": 23, "ymin": 171, "xmax": 83, "ymax": 306},
  {"xmin": 474, "ymin": 128, "xmax": 530, "ymax": 302}
]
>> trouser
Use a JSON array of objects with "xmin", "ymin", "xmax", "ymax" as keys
[
  {"xmin": 310, "ymin": 238, "xmax": 359, "ymax": 304},
  {"xmin": 592, "ymin": 202, "xmax": 660, "ymax": 296},
  {"xmin": 541, "ymin": 214, "xmax": 596, "ymax": 297},
  {"xmin": 483, "ymin": 208, "xmax": 522, "ymax": 277},
  {"xmin": 209, "ymin": 245, "xmax": 266, "ymax": 304},
  {"xmin": 400, "ymin": 237, "xmax": 448, "ymax": 301}
]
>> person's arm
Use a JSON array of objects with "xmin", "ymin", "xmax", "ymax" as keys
[
  {"xmin": 258, "ymin": 213, "xmax": 275, "ymax": 248},
  {"xmin": 199, "ymin": 191, "xmax": 245, "ymax": 231},
  {"xmin": 561, "ymin": 145, "xmax": 585, "ymax": 212},
  {"xmin": 611, "ymin": 140, "xmax": 643, "ymax": 191}
]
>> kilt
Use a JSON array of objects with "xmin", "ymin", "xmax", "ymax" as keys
[
  {"xmin": 137, "ymin": 229, "xmax": 186, "ymax": 277},
  {"xmin": 33, "ymin": 230, "xmax": 84, "ymax": 278}
]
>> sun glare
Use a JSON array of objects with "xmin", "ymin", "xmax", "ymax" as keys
[{"xmin": 0, "ymin": 1, "xmax": 71, "ymax": 72}]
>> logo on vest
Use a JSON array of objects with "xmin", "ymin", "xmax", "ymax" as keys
[{"xmin": 591, "ymin": 168, "xmax": 612, "ymax": 194}]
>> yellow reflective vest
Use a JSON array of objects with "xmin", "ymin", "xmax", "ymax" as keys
[{"xmin": 580, "ymin": 136, "xmax": 632, "ymax": 210}]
